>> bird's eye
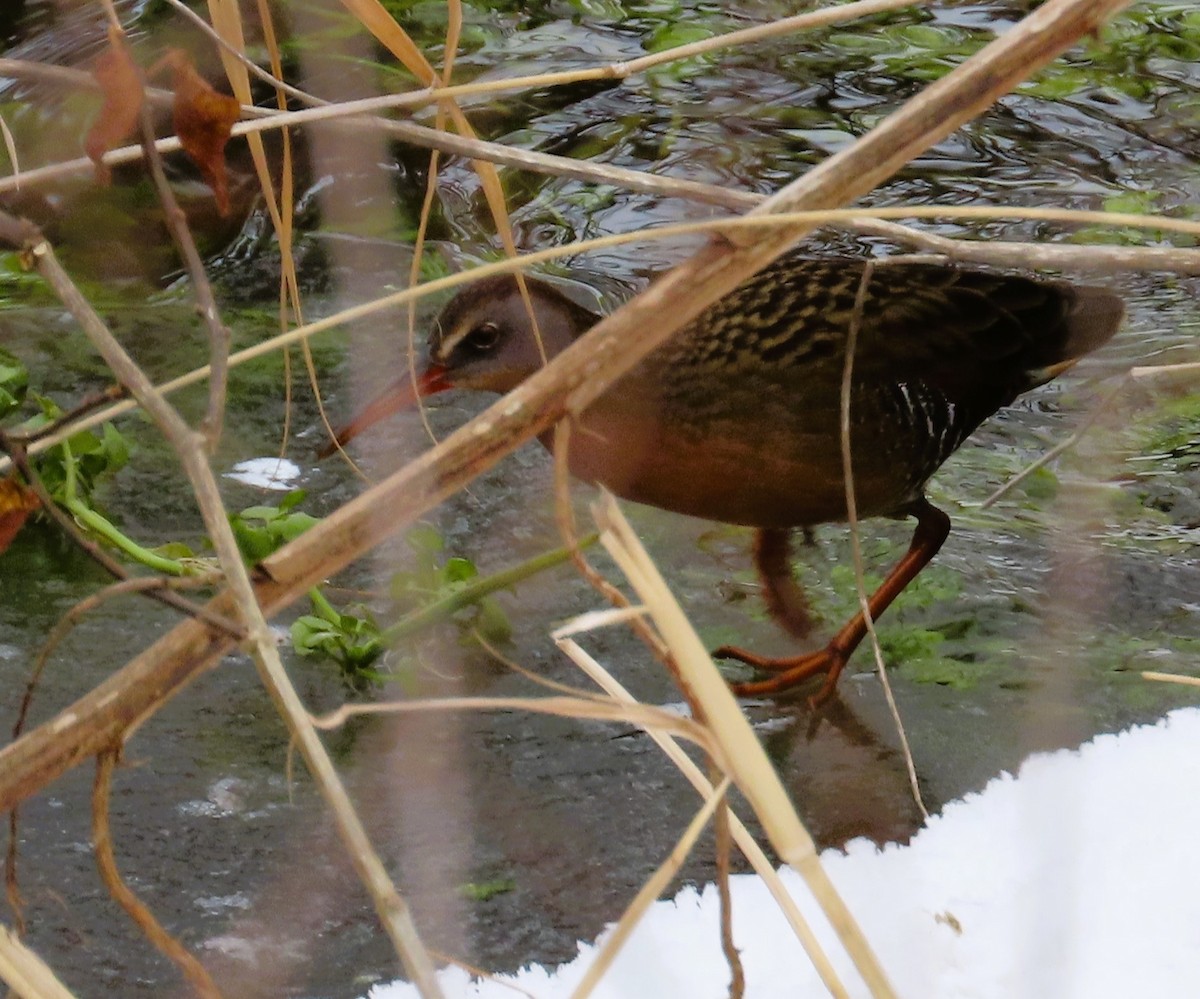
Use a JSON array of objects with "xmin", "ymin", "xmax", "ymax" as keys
[{"xmin": 465, "ymin": 322, "xmax": 501, "ymax": 352}]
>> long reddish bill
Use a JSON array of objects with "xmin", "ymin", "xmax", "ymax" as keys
[{"xmin": 318, "ymin": 363, "xmax": 451, "ymax": 458}]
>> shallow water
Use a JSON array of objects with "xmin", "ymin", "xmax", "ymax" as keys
[{"xmin": 2, "ymin": 2, "xmax": 1200, "ymax": 996}]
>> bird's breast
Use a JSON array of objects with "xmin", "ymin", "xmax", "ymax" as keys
[{"xmin": 548, "ymin": 374, "xmax": 945, "ymax": 528}]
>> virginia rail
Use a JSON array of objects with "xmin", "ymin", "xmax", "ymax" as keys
[{"xmin": 328, "ymin": 253, "xmax": 1123, "ymax": 700}]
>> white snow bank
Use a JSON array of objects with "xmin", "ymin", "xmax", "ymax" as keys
[{"xmin": 368, "ymin": 706, "xmax": 1200, "ymax": 998}]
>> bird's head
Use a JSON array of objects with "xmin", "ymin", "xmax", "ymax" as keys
[{"xmin": 320, "ymin": 273, "xmax": 599, "ymax": 455}]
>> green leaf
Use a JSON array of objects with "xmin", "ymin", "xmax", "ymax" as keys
[
  {"xmin": 275, "ymin": 511, "xmax": 321, "ymax": 541},
  {"xmin": 441, "ymin": 556, "xmax": 478, "ymax": 586},
  {"xmin": 231, "ymin": 523, "xmax": 275, "ymax": 562},
  {"xmin": 1019, "ymin": 466, "xmax": 1059, "ymax": 503},
  {"xmin": 458, "ymin": 878, "xmax": 515, "ymax": 902},
  {"xmin": 406, "ymin": 523, "xmax": 444, "ymax": 555},
  {"xmin": 101, "ymin": 421, "xmax": 130, "ymax": 472},
  {"xmin": 238, "ymin": 505, "xmax": 281, "ymax": 521},
  {"xmin": 291, "ymin": 591, "xmax": 384, "ymax": 676},
  {"xmin": 277, "ymin": 488, "xmax": 307, "ymax": 512},
  {"xmin": 153, "ymin": 541, "xmax": 197, "ymax": 559},
  {"xmin": 0, "ymin": 348, "xmax": 28, "ymax": 419},
  {"xmin": 229, "ymin": 496, "xmax": 320, "ymax": 562},
  {"xmin": 646, "ymin": 23, "xmax": 714, "ymax": 53},
  {"xmin": 474, "ymin": 597, "xmax": 512, "ymax": 644}
]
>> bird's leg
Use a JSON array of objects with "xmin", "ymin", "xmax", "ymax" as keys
[
  {"xmin": 714, "ymin": 498, "xmax": 951, "ymax": 704},
  {"xmin": 753, "ymin": 528, "xmax": 814, "ymax": 639}
]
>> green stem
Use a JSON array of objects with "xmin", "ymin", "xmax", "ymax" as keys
[
  {"xmin": 64, "ymin": 498, "xmax": 188, "ymax": 576},
  {"xmin": 56, "ymin": 435, "xmax": 188, "ymax": 576},
  {"xmin": 381, "ymin": 533, "xmax": 599, "ymax": 644},
  {"xmin": 61, "ymin": 436, "xmax": 78, "ymax": 504},
  {"xmin": 307, "ymin": 585, "xmax": 340, "ymax": 622}
]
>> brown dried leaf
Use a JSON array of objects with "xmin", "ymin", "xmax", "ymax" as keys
[
  {"xmin": 84, "ymin": 25, "xmax": 143, "ymax": 184},
  {"xmin": 0, "ymin": 477, "xmax": 39, "ymax": 556},
  {"xmin": 169, "ymin": 51, "xmax": 242, "ymax": 216}
]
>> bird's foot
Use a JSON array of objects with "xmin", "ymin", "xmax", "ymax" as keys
[{"xmin": 712, "ymin": 643, "xmax": 848, "ymax": 706}]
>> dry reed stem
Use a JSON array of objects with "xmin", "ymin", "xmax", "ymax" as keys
[
  {"xmin": 0, "ymin": 926, "xmax": 79, "ymax": 999},
  {"xmin": 980, "ymin": 345, "xmax": 1200, "ymax": 510},
  {"xmin": 2, "ymin": 67, "xmax": 1194, "ymax": 275},
  {"xmin": 553, "ymin": 606, "xmax": 652, "ymax": 638},
  {"xmin": 394, "ymin": 0, "xmax": 460, "ymax": 464},
  {"xmin": 554, "ymin": 635, "xmax": 851, "ymax": 999},
  {"xmin": 202, "ymin": 0, "xmax": 325, "ymax": 466},
  {"xmin": 253, "ymin": 0, "xmax": 306, "ymax": 462},
  {"xmin": 552, "ymin": 421, "xmax": 679, "ymax": 683},
  {"xmin": 2, "ymin": 200, "xmax": 1189, "ymax": 479},
  {"xmin": 92, "ymin": 750, "xmax": 223, "ymax": 997},
  {"xmin": 571, "ymin": 777, "xmax": 734, "ymax": 999},
  {"xmin": 552, "ymin": 418, "xmax": 740, "ymax": 993},
  {"xmin": 0, "ymin": 0, "xmax": 1133, "ymax": 823},
  {"xmin": 0, "ymin": 113, "xmax": 18, "ymax": 188},
  {"xmin": 979, "ymin": 378, "xmax": 1129, "ymax": 509},
  {"xmin": 0, "ymin": 214, "xmax": 444, "ymax": 997},
  {"xmin": 714, "ymin": 776, "xmax": 745, "ymax": 999},
  {"xmin": 1142, "ymin": 672, "xmax": 1200, "ymax": 688},
  {"xmin": 310, "ymin": 695, "xmax": 716, "ymax": 753},
  {"xmin": 591, "ymin": 494, "xmax": 895, "ymax": 997},
  {"xmin": 133, "ymin": 50, "xmax": 232, "ymax": 451},
  {"xmin": 840, "ymin": 262, "xmax": 929, "ymax": 820},
  {"xmin": 4, "ymin": 50, "xmax": 1198, "ymax": 279},
  {"xmin": 1131, "ymin": 360, "xmax": 1200, "ymax": 384}
]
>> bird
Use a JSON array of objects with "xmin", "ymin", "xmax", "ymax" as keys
[{"xmin": 325, "ymin": 252, "xmax": 1123, "ymax": 702}]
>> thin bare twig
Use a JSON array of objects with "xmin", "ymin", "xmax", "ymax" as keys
[
  {"xmin": 979, "ymin": 377, "xmax": 1128, "ymax": 509},
  {"xmin": 161, "ymin": 0, "xmax": 320, "ymax": 106},
  {"xmin": 311, "ymin": 694, "xmax": 715, "ymax": 750},
  {"xmin": 551, "ymin": 421, "xmax": 683, "ymax": 689},
  {"xmin": 92, "ymin": 749, "xmax": 223, "ymax": 997},
  {"xmin": 713, "ymin": 768, "xmax": 744, "ymax": 999},
  {"xmin": 839, "ymin": 262, "xmax": 929, "ymax": 820},
  {"xmin": 572, "ymin": 776, "xmax": 734, "ymax": 999},
  {"xmin": 135, "ymin": 68, "xmax": 232, "ymax": 451},
  {"xmin": 555, "ymin": 634, "xmax": 851, "ymax": 997},
  {"xmin": 4, "ymin": 571, "xmax": 222, "ymax": 934},
  {"xmin": 0, "ymin": 211, "xmax": 444, "ymax": 997},
  {"xmin": 3, "ymin": 384, "xmax": 128, "ymax": 446},
  {"xmin": 593, "ymin": 495, "xmax": 896, "ymax": 997},
  {"xmin": 0, "ymin": 0, "xmax": 1136, "ymax": 828}
]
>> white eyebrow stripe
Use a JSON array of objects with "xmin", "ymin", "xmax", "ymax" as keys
[{"xmin": 436, "ymin": 320, "xmax": 473, "ymax": 360}]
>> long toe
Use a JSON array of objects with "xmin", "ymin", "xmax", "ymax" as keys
[
  {"xmin": 723, "ymin": 647, "xmax": 849, "ymax": 704},
  {"xmin": 712, "ymin": 643, "xmax": 811, "ymax": 672}
]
